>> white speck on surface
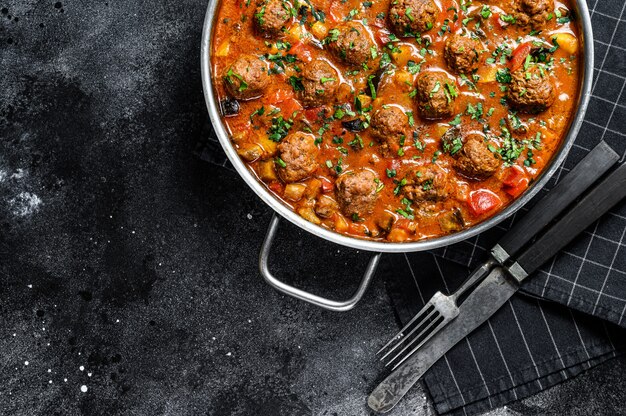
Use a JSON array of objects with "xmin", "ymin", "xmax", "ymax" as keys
[
  {"xmin": 246, "ymin": 213, "xmax": 253, "ymax": 220},
  {"xmin": 226, "ymin": 352, "xmax": 232, "ymax": 356},
  {"xmin": 87, "ymin": 372, "xmax": 92, "ymax": 377},
  {"xmin": 79, "ymin": 366, "xmax": 84, "ymax": 371},
  {"xmin": 12, "ymin": 333, "xmax": 16, "ymax": 337},
  {"xmin": 27, "ymin": 285, "xmax": 32, "ymax": 289},
  {"xmin": 10, "ymin": 168, "xmax": 26, "ymax": 179},
  {"xmin": 24, "ymin": 361, "xmax": 29, "ymax": 366},
  {"xmin": 9, "ymin": 192, "xmax": 42, "ymax": 217},
  {"xmin": 47, "ymin": 369, "xmax": 51, "ymax": 373},
  {"xmin": 64, "ymin": 378, "xmax": 67, "ymax": 382},
  {"xmin": 48, "ymin": 380, "xmax": 52, "ymax": 384},
  {"xmin": 80, "ymin": 385, "xmax": 88, "ymax": 393},
  {"xmin": 116, "ymin": 319, "xmax": 119, "ymax": 323}
]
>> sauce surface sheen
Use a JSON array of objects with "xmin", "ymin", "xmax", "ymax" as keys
[{"xmin": 211, "ymin": 0, "xmax": 582, "ymax": 243}]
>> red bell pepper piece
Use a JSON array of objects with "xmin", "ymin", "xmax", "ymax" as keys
[
  {"xmin": 290, "ymin": 41, "xmax": 312, "ymax": 63},
  {"xmin": 320, "ymin": 177, "xmax": 334, "ymax": 193},
  {"xmin": 468, "ymin": 189, "xmax": 502, "ymax": 216},
  {"xmin": 508, "ymin": 42, "xmax": 532, "ymax": 72},
  {"xmin": 502, "ymin": 165, "xmax": 530, "ymax": 197}
]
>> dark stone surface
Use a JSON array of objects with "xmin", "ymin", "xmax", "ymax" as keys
[{"xmin": 1, "ymin": 1, "xmax": 624, "ymax": 415}]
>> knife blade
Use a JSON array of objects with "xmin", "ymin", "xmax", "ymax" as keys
[{"xmin": 368, "ymin": 161, "xmax": 626, "ymax": 413}]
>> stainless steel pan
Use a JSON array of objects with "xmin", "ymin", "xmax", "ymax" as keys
[{"xmin": 200, "ymin": 1, "xmax": 594, "ymax": 311}]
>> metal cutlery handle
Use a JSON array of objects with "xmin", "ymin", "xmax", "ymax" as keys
[
  {"xmin": 259, "ymin": 214, "xmax": 382, "ymax": 312},
  {"xmin": 492, "ymin": 141, "xmax": 619, "ymax": 264},
  {"xmin": 510, "ymin": 162, "xmax": 626, "ymax": 281},
  {"xmin": 369, "ymin": 163, "xmax": 626, "ymax": 414}
]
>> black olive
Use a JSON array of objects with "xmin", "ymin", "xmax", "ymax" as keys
[
  {"xmin": 220, "ymin": 97, "xmax": 240, "ymax": 117},
  {"xmin": 341, "ymin": 118, "xmax": 366, "ymax": 132}
]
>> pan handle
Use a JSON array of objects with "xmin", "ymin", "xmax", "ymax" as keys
[{"xmin": 259, "ymin": 214, "xmax": 382, "ymax": 312}]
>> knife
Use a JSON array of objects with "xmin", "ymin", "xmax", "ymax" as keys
[
  {"xmin": 368, "ymin": 161, "xmax": 626, "ymax": 413},
  {"xmin": 377, "ymin": 142, "xmax": 619, "ymax": 370}
]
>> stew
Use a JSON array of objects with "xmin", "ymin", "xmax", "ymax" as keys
[{"xmin": 211, "ymin": 0, "xmax": 582, "ymax": 242}]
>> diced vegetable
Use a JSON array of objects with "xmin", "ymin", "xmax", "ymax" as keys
[
  {"xmin": 284, "ymin": 183, "xmax": 307, "ymax": 202},
  {"xmin": 375, "ymin": 211, "xmax": 396, "ymax": 232},
  {"xmin": 388, "ymin": 227, "xmax": 409, "ymax": 242},
  {"xmin": 290, "ymin": 41, "xmax": 312, "ymax": 63},
  {"xmin": 477, "ymin": 66, "xmax": 499, "ymax": 83},
  {"xmin": 256, "ymin": 135, "xmax": 278, "ymax": 157},
  {"xmin": 286, "ymin": 24, "xmax": 304, "ymax": 44},
  {"xmin": 258, "ymin": 160, "xmax": 278, "ymax": 181},
  {"xmin": 390, "ymin": 43, "xmax": 418, "ymax": 68},
  {"xmin": 468, "ymin": 190, "xmax": 502, "ymax": 216},
  {"xmin": 236, "ymin": 143, "xmax": 263, "ymax": 162},
  {"xmin": 394, "ymin": 70, "xmax": 413, "ymax": 86},
  {"xmin": 215, "ymin": 40, "xmax": 230, "ymax": 57},
  {"xmin": 439, "ymin": 209, "xmax": 465, "ymax": 232},
  {"xmin": 508, "ymin": 42, "xmax": 532, "ymax": 72},
  {"xmin": 502, "ymin": 166, "xmax": 530, "ymax": 197},
  {"xmin": 552, "ymin": 32, "xmax": 578, "ymax": 55},
  {"xmin": 320, "ymin": 177, "xmax": 334, "ymax": 193},
  {"xmin": 220, "ymin": 98, "xmax": 240, "ymax": 116},
  {"xmin": 304, "ymin": 178, "xmax": 322, "ymax": 199},
  {"xmin": 310, "ymin": 21, "xmax": 328, "ymax": 39},
  {"xmin": 333, "ymin": 213, "xmax": 349, "ymax": 232},
  {"xmin": 297, "ymin": 206, "xmax": 321, "ymax": 225}
]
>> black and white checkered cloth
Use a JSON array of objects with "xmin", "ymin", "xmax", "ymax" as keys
[{"xmin": 197, "ymin": 0, "xmax": 626, "ymax": 413}]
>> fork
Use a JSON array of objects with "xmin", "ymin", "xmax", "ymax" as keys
[
  {"xmin": 377, "ymin": 141, "xmax": 619, "ymax": 369},
  {"xmin": 378, "ymin": 260, "xmax": 495, "ymax": 368}
]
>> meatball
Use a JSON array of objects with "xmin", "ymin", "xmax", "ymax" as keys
[
  {"xmin": 326, "ymin": 21, "xmax": 379, "ymax": 68},
  {"xmin": 335, "ymin": 169, "xmax": 379, "ymax": 218},
  {"xmin": 444, "ymin": 34, "xmax": 481, "ymax": 74},
  {"xmin": 453, "ymin": 135, "xmax": 501, "ymax": 179},
  {"xmin": 514, "ymin": 0, "xmax": 554, "ymax": 28},
  {"xmin": 415, "ymin": 72, "xmax": 456, "ymax": 120},
  {"xmin": 224, "ymin": 55, "xmax": 269, "ymax": 100},
  {"xmin": 401, "ymin": 165, "xmax": 451, "ymax": 203},
  {"xmin": 507, "ymin": 65, "xmax": 555, "ymax": 114},
  {"xmin": 254, "ymin": 0, "xmax": 292, "ymax": 37},
  {"xmin": 370, "ymin": 106, "xmax": 410, "ymax": 154},
  {"xmin": 297, "ymin": 60, "xmax": 340, "ymax": 108},
  {"xmin": 388, "ymin": 0, "xmax": 437, "ymax": 35},
  {"xmin": 276, "ymin": 132, "xmax": 319, "ymax": 183}
]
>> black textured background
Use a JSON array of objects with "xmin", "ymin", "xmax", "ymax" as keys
[{"xmin": 1, "ymin": 1, "xmax": 625, "ymax": 415}]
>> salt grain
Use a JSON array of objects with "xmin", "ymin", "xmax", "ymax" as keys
[{"xmin": 80, "ymin": 385, "xmax": 88, "ymax": 393}]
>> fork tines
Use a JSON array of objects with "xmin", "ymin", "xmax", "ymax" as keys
[{"xmin": 377, "ymin": 295, "xmax": 448, "ymax": 369}]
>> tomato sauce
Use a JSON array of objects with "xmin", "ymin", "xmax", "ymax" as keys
[{"xmin": 211, "ymin": 0, "xmax": 582, "ymax": 242}]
